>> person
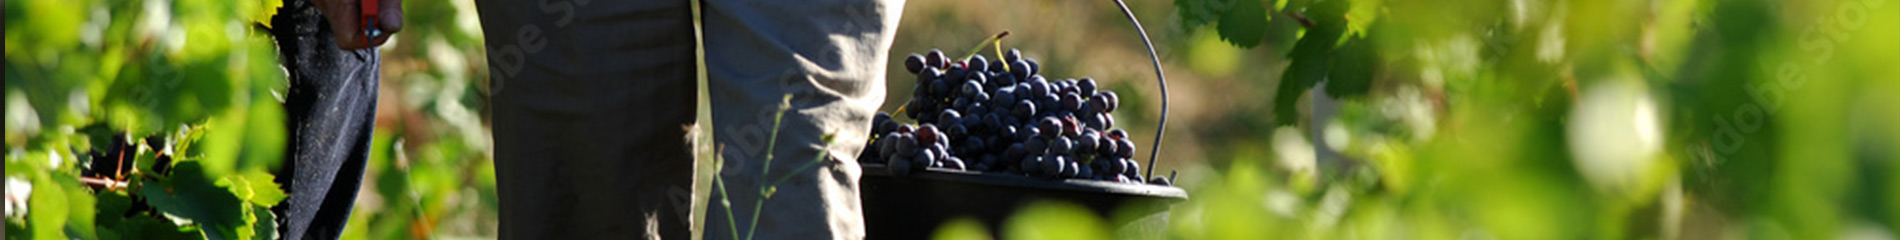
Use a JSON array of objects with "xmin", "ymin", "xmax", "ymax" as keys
[
  {"xmin": 469, "ymin": 0, "xmax": 905, "ymax": 239},
  {"xmin": 298, "ymin": 0, "xmax": 901, "ymax": 237},
  {"xmin": 266, "ymin": 0, "xmax": 403, "ymax": 238}
]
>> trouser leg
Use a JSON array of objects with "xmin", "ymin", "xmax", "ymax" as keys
[
  {"xmin": 476, "ymin": 0, "xmax": 698, "ymax": 238},
  {"xmin": 270, "ymin": 0, "xmax": 379, "ymax": 238},
  {"xmin": 700, "ymin": 0, "xmax": 905, "ymax": 239}
]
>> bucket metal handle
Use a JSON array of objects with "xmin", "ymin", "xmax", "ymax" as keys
[{"xmin": 1110, "ymin": 0, "xmax": 1169, "ymax": 180}]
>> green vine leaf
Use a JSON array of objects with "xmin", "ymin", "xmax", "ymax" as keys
[
  {"xmin": 137, "ymin": 162, "xmax": 247, "ymax": 240},
  {"xmin": 1274, "ymin": 17, "xmax": 1346, "ymax": 125},
  {"xmin": 1178, "ymin": 0, "xmax": 1273, "ymax": 48},
  {"xmin": 1273, "ymin": 0, "xmax": 1354, "ymax": 125},
  {"xmin": 221, "ymin": 170, "xmax": 287, "ymax": 207},
  {"xmin": 1217, "ymin": 0, "xmax": 1271, "ymax": 48}
]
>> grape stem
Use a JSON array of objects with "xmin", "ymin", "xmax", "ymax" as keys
[
  {"xmin": 1112, "ymin": 0, "xmax": 1169, "ymax": 180},
  {"xmin": 1284, "ymin": 10, "xmax": 1315, "ymax": 28},
  {"xmin": 959, "ymin": 31, "xmax": 1011, "ymax": 65},
  {"xmin": 80, "ymin": 176, "xmax": 128, "ymax": 190}
]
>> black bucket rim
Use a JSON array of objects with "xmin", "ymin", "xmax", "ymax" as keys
[{"xmin": 860, "ymin": 163, "xmax": 1189, "ymax": 200}]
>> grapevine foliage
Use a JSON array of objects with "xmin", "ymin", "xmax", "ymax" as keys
[
  {"xmin": 6, "ymin": 0, "xmax": 292, "ymax": 238},
  {"xmin": 1175, "ymin": 0, "xmax": 1380, "ymax": 125}
]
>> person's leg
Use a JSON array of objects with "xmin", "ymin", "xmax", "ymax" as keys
[
  {"xmin": 474, "ymin": 0, "xmax": 697, "ymax": 238},
  {"xmin": 700, "ymin": 0, "xmax": 905, "ymax": 239},
  {"xmin": 269, "ymin": 0, "xmax": 379, "ymax": 238}
]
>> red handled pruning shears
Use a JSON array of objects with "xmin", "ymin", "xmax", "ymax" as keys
[{"xmin": 361, "ymin": 0, "xmax": 382, "ymax": 44}]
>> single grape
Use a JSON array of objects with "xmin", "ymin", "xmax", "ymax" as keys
[
  {"xmin": 1026, "ymin": 59, "xmax": 1041, "ymax": 75},
  {"xmin": 895, "ymin": 134, "xmax": 920, "ymax": 155},
  {"xmin": 1115, "ymin": 138, "xmax": 1136, "ymax": 158},
  {"xmin": 994, "ymin": 71, "xmax": 1017, "ymax": 85},
  {"xmin": 992, "ymin": 87, "xmax": 1018, "ymax": 107},
  {"xmin": 1060, "ymin": 92, "xmax": 1083, "ymax": 113},
  {"xmin": 1079, "ymin": 113, "xmax": 1102, "ymax": 130},
  {"xmin": 1013, "ymin": 82, "xmax": 1034, "ymax": 99},
  {"xmin": 913, "ymin": 149, "xmax": 936, "ymax": 171},
  {"xmin": 1088, "ymin": 94, "xmax": 1111, "ymax": 114},
  {"xmin": 1055, "ymin": 79, "xmax": 1075, "ymax": 94},
  {"xmin": 1028, "ymin": 76, "xmax": 1051, "ymax": 96},
  {"xmin": 960, "ymin": 81, "xmax": 984, "ymax": 98},
  {"xmin": 1049, "ymin": 135, "xmax": 1074, "ymax": 154},
  {"xmin": 939, "ymin": 110, "xmax": 963, "ymax": 127},
  {"xmin": 968, "ymin": 55, "xmax": 989, "ymax": 73},
  {"xmin": 896, "ymin": 124, "xmax": 915, "ymax": 134},
  {"xmin": 1041, "ymin": 153, "xmax": 1066, "ymax": 178},
  {"xmin": 1077, "ymin": 131, "xmax": 1101, "ymax": 154},
  {"xmin": 1037, "ymin": 117, "xmax": 1063, "ymax": 138},
  {"xmin": 1122, "ymin": 158, "xmax": 1141, "ymax": 176},
  {"xmin": 1010, "ymin": 60, "xmax": 1033, "ymax": 80},
  {"xmin": 904, "ymin": 54, "xmax": 926, "ymax": 74},
  {"xmin": 1014, "ymin": 100, "xmax": 1037, "ymax": 118},
  {"xmin": 1069, "ymin": 161, "xmax": 1086, "ymax": 179},
  {"xmin": 889, "ymin": 155, "xmax": 914, "ymax": 176},
  {"xmin": 1077, "ymin": 77, "xmax": 1098, "ymax": 95},
  {"xmin": 878, "ymin": 132, "xmax": 901, "ymax": 159},
  {"xmin": 1096, "ymin": 133, "xmax": 1118, "ymax": 156},
  {"xmin": 917, "ymin": 124, "xmax": 941, "ymax": 144},
  {"xmin": 926, "ymin": 49, "xmax": 946, "ymax": 69},
  {"xmin": 874, "ymin": 112, "xmax": 895, "ymax": 134}
]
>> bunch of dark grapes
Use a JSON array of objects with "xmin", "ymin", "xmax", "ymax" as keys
[{"xmin": 861, "ymin": 48, "xmax": 1159, "ymax": 185}]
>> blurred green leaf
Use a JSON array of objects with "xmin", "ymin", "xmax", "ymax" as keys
[
  {"xmin": 26, "ymin": 171, "xmax": 71, "ymax": 239},
  {"xmin": 1323, "ymin": 38, "xmax": 1373, "ymax": 98},
  {"xmin": 930, "ymin": 217, "xmax": 990, "ymax": 240},
  {"xmin": 1004, "ymin": 201, "xmax": 1110, "ymax": 240}
]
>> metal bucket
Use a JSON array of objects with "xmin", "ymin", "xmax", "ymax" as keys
[{"xmin": 859, "ymin": 163, "xmax": 1186, "ymax": 239}]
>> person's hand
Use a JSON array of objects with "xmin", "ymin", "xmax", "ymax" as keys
[{"xmin": 311, "ymin": 0, "xmax": 403, "ymax": 49}]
